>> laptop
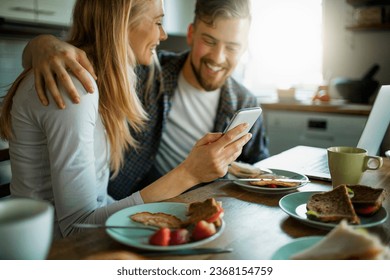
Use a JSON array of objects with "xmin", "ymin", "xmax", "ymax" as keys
[{"xmin": 257, "ymin": 85, "xmax": 390, "ymax": 181}]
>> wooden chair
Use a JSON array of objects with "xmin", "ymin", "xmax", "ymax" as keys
[{"xmin": 0, "ymin": 148, "xmax": 11, "ymax": 198}]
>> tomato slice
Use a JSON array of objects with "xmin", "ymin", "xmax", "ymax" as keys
[
  {"xmin": 355, "ymin": 205, "xmax": 377, "ymax": 215},
  {"xmin": 206, "ymin": 205, "xmax": 224, "ymax": 223}
]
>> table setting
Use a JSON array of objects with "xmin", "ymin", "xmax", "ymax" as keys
[{"xmin": 43, "ymin": 147, "xmax": 390, "ymax": 260}]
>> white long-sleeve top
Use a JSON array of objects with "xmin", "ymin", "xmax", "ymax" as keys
[{"xmin": 9, "ymin": 71, "xmax": 144, "ymax": 239}]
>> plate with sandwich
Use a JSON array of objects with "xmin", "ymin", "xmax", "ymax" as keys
[
  {"xmin": 272, "ymin": 220, "xmax": 390, "ymax": 260},
  {"xmin": 105, "ymin": 198, "xmax": 225, "ymax": 251},
  {"xmin": 279, "ymin": 185, "xmax": 388, "ymax": 230},
  {"xmin": 227, "ymin": 161, "xmax": 309, "ymax": 194}
]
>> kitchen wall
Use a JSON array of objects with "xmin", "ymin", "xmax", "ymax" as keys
[
  {"xmin": 322, "ymin": 0, "xmax": 390, "ymax": 153},
  {"xmin": 323, "ymin": 0, "xmax": 390, "ymax": 90},
  {"xmin": 0, "ymin": 37, "xmax": 28, "ymax": 98}
]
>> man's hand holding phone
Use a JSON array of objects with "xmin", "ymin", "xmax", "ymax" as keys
[{"xmin": 223, "ymin": 107, "xmax": 262, "ymax": 142}]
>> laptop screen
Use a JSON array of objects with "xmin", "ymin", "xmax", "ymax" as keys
[{"xmin": 357, "ymin": 85, "xmax": 390, "ymax": 155}]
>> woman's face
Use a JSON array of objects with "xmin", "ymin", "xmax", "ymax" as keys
[{"xmin": 129, "ymin": 0, "xmax": 167, "ymax": 65}]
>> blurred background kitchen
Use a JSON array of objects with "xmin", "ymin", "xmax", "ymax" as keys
[{"xmin": 0, "ymin": 0, "xmax": 389, "ymax": 156}]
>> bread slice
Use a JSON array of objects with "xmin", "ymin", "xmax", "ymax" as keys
[
  {"xmin": 306, "ymin": 185, "xmax": 360, "ymax": 224},
  {"xmin": 228, "ymin": 161, "xmax": 268, "ymax": 178},
  {"xmin": 346, "ymin": 184, "xmax": 385, "ymax": 216},
  {"xmin": 249, "ymin": 179, "xmax": 299, "ymax": 188},
  {"xmin": 130, "ymin": 212, "xmax": 183, "ymax": 229},
  {"xmin": 291, "ymin": 220, "xmax": 390, "ymax": 260},
  {"xmin": 186, "ymin": 198, "xmax": 223, "ymax": 227}
]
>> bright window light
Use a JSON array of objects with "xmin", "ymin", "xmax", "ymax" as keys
[{"xmin": 237, "ymin": 0, "xmax": 323, "ymax": 98}]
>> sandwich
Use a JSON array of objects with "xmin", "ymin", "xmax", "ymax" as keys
[
  {"xmin": 186, "ymin": 197, "xmax": 224, "ymax": 227},
  {"xmin": 290, "ymin": 220, "xmax": 390, "ymax": 260},
  {"xmin": 345, "ymin": 184, "xmax": 385, "ymax": 216},
  {"xmin": 228, "ymin": 161, "xmax": 270, "ymax": 178},
  {"xmin": 249, "ymin": 179, "xmax": 299, "ymax": 188},
  {"xmin": 306, "ymin": 185, "xmax": 360, "ymax": 224}
]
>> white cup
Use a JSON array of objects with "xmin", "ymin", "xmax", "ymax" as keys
[
  {"xmin": 386, "ymin": 150, "xmax": 390, "ymax": 159},
  {"xmin": 0, "ymin": 198, "xmax": 54, "ymax": 260}
]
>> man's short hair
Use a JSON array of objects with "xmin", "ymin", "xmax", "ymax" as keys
[{"xmin": 194, "ymin": 0, "xmax": 251, "ymax": 26}]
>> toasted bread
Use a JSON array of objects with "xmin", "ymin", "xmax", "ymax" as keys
[
  {"xmin": 345, "ymin": 184, "xmax": 385, "ymax": 216},
  {"xmin": 306, "ymin": 185, "xmax": 360, "ymax": 224},
  {"xmin": 130, "ymin": 212, "xmax": 183, "ymax": 229},
  {"xmin": 186, "ymin": 198, "xmax": 223, "ymax": 227},
  {"xmin": 228, "ymin": 161, "xmax": 267, "ymax": 178},
  {"xmin": 249, "ymin": 179, "xmax": 299, "ymax": 188},
  {"xmin": 291, "ymin": 220, "xmax": 390, "ymax": 260}
]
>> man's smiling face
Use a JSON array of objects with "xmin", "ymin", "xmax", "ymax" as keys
[{"xmin": 185, "ymin": 17, "xmax": 250, "ymax": 91}]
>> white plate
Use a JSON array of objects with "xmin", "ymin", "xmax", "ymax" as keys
[
  {"xmin": 229, "ymin": 169, "xmax": 309, "ymax": 194},
  {"xmin": 105, "ymin": 202, "xmax": 225, "ymax": 251},
  {"xmin": 279, "ymin": 191, "xmax": 388, "ymax": 230},
  {"xmin": 271, "ymin": 236, "xmax": 323, "ymax": 260}
]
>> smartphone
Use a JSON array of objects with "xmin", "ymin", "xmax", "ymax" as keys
[{"xmin": 223, "ymin": 107, "xmax": 262, "ymax": 142}]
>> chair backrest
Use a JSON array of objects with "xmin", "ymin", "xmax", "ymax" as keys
[{"xmin": 0, "ymin": 148, "xmax": 11, "ymax": 198}]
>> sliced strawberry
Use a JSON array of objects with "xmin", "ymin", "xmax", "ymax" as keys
[
  {"xmin": 206, "ymin": 205, "xmax": 224, "ymax": 223},
  {"xmin": 191, "ymin": 220, "xmax": 216, "ymax": 241},
  {"xmin": 149, "ymin": 228, "xmax": 170, "ymax": 246},
  {"xmin": 169, "ymin": 228, "xmax": 190, "ymax": 245}
]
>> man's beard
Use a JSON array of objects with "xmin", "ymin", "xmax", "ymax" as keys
[{"xmin": 190, "ymin": 58, "xmax": 226, "ymax": 91}]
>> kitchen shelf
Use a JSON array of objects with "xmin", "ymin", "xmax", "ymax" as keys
[
  {"xmin": 346, "ymin": 23, "xmax": 390, "ymax": 31},
  {"xmin": 347, "ymin": 0, "xmax": 390, "ymax": 7}
]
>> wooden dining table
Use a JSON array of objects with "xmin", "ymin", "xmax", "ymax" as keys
[{"xmin": 47, "ymin": 153, "xmax": 390, "ymax": 260}]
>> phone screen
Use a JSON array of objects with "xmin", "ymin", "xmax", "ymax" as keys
[{"xmin": 223, "ymin": 107, "xmax": 262, "ymax": 142}]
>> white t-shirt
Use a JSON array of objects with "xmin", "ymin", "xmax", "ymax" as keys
[{"xmin": 155, "ymin": 72, "xmax": 221, "ymax": 174}]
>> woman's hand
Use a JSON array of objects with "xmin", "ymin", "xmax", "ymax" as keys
[
  {"xmin": 22, "ymin": 35, "xmax": 96, "ymax": 108},
  {"xmin": 140, "ymin": 123, "xmax": 252, "ymax": 203}
]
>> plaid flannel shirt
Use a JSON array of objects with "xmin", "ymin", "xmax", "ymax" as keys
[{"xmin": 108, "ymin": 50, "xmax": 269, "ymax": 199}]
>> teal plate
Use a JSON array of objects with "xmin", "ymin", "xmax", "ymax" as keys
[
  {"xmin": 279, "ymin": 191, "xmax": 388, "ymax": 230},
  {"xmin": 229, "ymin": 168, "xmax": 309, "ymax": 194},
  {"xmin": 105, "ymin": 202, "xmax": 225, "ymax": 251},
  {"xmin": 271, "ymin": 236, "xmax": 323, "ymax": 260}
]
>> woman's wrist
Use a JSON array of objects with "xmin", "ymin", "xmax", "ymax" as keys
[{"xmin": 139, "ymin": 163, "xmax": 200, "ymax": 203}]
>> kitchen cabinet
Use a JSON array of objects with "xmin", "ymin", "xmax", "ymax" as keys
[
  {"xmin": 0, "ymin": 0, "xmax": 75, "ymax": 26},
  {"xmin": 346, "ymin": 0, "xmax": 390, "ymax": 31},
  {"xmin": 35, "ymin": 0, "xmax": 75, "ymax": 26},
  {"xmin": 0, "ymin": 0, "xmax": 35, "ymax": 22},
  {"xmin": 262, "ymin": 103, "xmax": 370, "ymax": 155}
]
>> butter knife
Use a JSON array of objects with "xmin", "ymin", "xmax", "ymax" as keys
[
  {"xmin": 142, "ymin": 248, "xmax": 233, "ymax": 257},
  {"xmin": 73, "ymin": 223, "xmax": 157, "ymax": 231}
]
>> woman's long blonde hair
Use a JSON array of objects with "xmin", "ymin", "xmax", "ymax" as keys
[{"xmin": 0, "ymin": 0, "xmax": 151, "ymax": 176}]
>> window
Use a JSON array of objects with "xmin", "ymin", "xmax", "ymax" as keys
[{"xmin": 236, "ymin": 0, "xmax": 323, "ymax": 101}]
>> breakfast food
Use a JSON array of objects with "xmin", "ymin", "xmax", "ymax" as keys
[
  {"xmin": 130, "ymin": 212, "xmax": 183, "ymax": 229},
  {"xmin": 290, "ymin": 220, "xmax": 390, "ymax": 260},
  {"xmin": 228, "ymin": 161, "xmax": 270, "ymax": 178},
  {"xmin": 191, "ymin": 220, "xmax": 217, "ymax": 241},
  {"xmin": 249, "ymin": 179, "xmax": 299, "ymax": 188},
  {"xmin": 346, "ymin": 184, "xmax": 385, "ymax": 216},
  {"xmin": 130, "ymin": 198, "xmax": 224, "ymax": 246},
  {"xmin": 229, "ymin": 161, "xmax": 300, "ymax": 188},
  {"xmin": 186, "ymin": 197, "xmax": 224, "ymax": 227},
  {"xmin": 306, "ymin": 185, "xmax": 360, "ymax": 224},
  {"xmin": 149, "ymin": 227, "xmax": 171, "ymax": 246}
]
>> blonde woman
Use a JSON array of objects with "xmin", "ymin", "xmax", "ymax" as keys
[{"xmin": 0, "ymin": 0, "xmax": 251, "ymax": 239}]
